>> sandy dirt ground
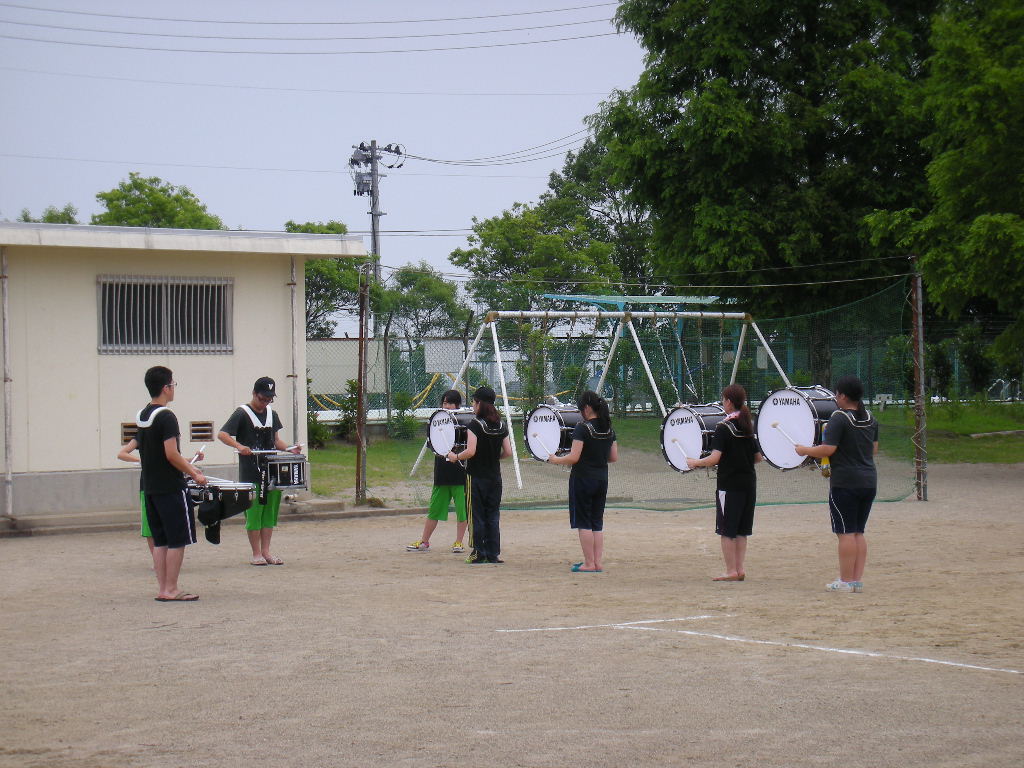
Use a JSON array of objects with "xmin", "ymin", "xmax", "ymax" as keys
[{"xmin": 1, "ymin": 463, "xmax": 1021, "ymax": 768}]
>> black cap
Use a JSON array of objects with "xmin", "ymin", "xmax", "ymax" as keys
[
  {"xmin": 253, "ymin": 377, "xmax": 276, "ymax": 398},
  {"xmin": 472, "ymin": 386, "xmax": 496, "ymax": 404}
]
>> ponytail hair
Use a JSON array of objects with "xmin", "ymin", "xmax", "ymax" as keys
[
  {"xmin": 721, "ymin": 384, "xmax": 753, "ymax": 436},
  {"xmin": 577, "ymin": 390, "xmax": 611, "ymax": 432},
  {"xmin": 475, "ymin": 399, "xmax": 501, "ymax": 426}
]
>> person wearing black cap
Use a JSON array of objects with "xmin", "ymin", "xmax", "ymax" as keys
[
  {"xmin": 447, "ymin": 386, "xmax": 511, "ymax": 564},
  {"xmin": 218, "ymin": 377, "xmax": 302, "ymax": 566}
]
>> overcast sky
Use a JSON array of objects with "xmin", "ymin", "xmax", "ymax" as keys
[{"xmin": 0, "ymin": 0, "xmax": 646, "ymax": 292}]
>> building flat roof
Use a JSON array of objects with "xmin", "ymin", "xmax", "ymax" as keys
[{"xmin": 0, "ymin": 222, "xmax": 367, "ymax": 258}]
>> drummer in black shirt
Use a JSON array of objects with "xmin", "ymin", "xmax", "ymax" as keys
[
  {"xmin": 548, "ymin": 391, "xmax": 618, "ymax": 572},
  {"xmin": 137, "ymin": 366, "xmax": 207, "ymax": 602},
  {"xmin": 446, "ymin": 386, "xmax": 511, "ymax": 564},
  {"xmin": 687, "ymin": 384, "xmax": 763, "ymax": 581}
]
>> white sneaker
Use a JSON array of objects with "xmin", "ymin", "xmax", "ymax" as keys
[
  {"xmin": 451, "ymin": 541, "xmax": 465, "ymax": 553},
  {"xmin": 825, "ymin": 579, "xmax": 854, "ymax": 593},
  {"xmin": 406, "ymin": 540, "xmax": 429, "ymax": 552},
  {"xmin": 851, "ymin": 581, "xmax": 864, "ymax": 593}
]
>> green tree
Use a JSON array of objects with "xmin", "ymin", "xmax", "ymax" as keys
[
  {"xmin": 91, "ymin": 172, "xmax": 224, "ymax": 229},
  {"xmin": 603, "ymin": 0, "xmax": 936, "ymax": 380},
  {"xmin": 450, "ymin": 200, "xmax": 622, "ymax": 315},
  {"xmin": 869, "ymin": 0, "xmax": 1024, "ymax": 367},
  {"xmin": 383, "ymin": 262, "xmax": 471, "ymax": 341},
  {"xmin": 543, "ymin": 135, "xmax": 654, "ymax": 292},
  {"xmin": 18, "ymin": 203, "xmax": 79, "ymax": 224},
  {"xmin": 284, "ymin": 220, "xmax": 362, "ymax": 339}
]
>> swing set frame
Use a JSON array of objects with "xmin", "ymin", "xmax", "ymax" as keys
[{"xmin": 411, "ymin": 309, "xmax": 791, "ymax": 489}]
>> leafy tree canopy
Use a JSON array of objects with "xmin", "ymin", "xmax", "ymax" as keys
[
  {"xmin": 382, "ymin": 261, "xmax": 473, "ymax": 340},
  {"xmin": 450, "ymin": 199, "xmax": 622, "ymax": 316},
  {"xmin": 284, "ymin": 220, "xmax": 362, "ymax": 339},
  {"xmin": 603, "ymin": 0, "xmax": 935, "ymax": 317},
  {"xmin": 18, "ymin": 203, "xmax": 79, "ymax": 224},
  {"xmin": 868, "ymin": 0, "xmax": 1024, "ymax": 363},
  {"xmin": 91, "ymin": 172, "xmax": 224, "ymax": 229}
]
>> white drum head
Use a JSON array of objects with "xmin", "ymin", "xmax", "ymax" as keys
[
  {"xmin": 526, "ymin": 405, "xmax": 562, "ymax": 460},
  {"xmin": 660, "ymin": 407, "xmax": 705, "ymax": 472},
  {"xmin": 756, "ymin": 389, "xmax": 818, "ymax": 469},
  {"xmin": 427, "ymin": 409, "xmax": 456, "ymax": 456}
]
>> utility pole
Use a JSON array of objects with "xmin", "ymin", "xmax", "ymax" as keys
[
  {"xmin": 349, "ymin": 140, "xmax": 404, "ymax": 335},
  {"xmin": 910, "ymin": 255, "xmax": 928, "ymax": 501},
  {"xmin": 355, "ymin": 260, "xmax": 370, "ymax": 505}
]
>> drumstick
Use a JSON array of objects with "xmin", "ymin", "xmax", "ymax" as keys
[
  {"xmin": 670, "ymin": 438, "xmax": 690, "ymax": 460},
  {"xmin": 189, "ymin": 446, "xmax": 205, "ymax": 464},
  {"xmin": 770, "ymin": 421, "xmax": 799, "ymax": 447},
  {"xmin": 531, "ymin": 432, "xmax": 556, "ymax": 461}
]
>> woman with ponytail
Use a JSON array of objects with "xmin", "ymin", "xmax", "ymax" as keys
[
  {"xmin": 687, "ymin": 383, "xmax": 762, "ymax": 581},
  {"xmin": 548, "ymin": 391, "xmax": 618, "ymax": 572},
  {"xmin": 447, "ymin": 386, "xmax": 511, "ymax": 564}
]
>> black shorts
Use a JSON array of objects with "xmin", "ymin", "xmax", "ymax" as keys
[
  {"xmin": 715, "ymin": 488, "xmax": 755, "ymax": 538},
  {"xmin": 828, "ymin": 486, "xmax": 875, "ymax": 535},
  {"xmin": 569, "ymin": 473, "xmax": 608, "ymax": 532},
  {"xmin": 145, "ymin": 490, "xmax": 197, "ymax": 549}
]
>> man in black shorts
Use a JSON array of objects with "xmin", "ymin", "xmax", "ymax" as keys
[{"xmin": 137, "ymin": 366, "xmax": 207, "ymax": 602}]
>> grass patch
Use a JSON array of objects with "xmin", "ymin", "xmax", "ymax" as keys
[
  {"xmin": 309, "ymin": 438, "xmax": 426, "ymax": 496},
  {"xmin": 875, "ymin": 402, "xmax": 1024, "ymax": 464}
]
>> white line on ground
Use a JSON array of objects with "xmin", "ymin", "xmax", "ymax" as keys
[
  {"xmin": 621, "ymin": 626, "xmax": 1022, "ymax": 675},
  {"xmin": 495, "ymin": 615, "xmax": 723, "ymax": 633}
]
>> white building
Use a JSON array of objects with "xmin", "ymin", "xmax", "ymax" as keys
[{"xmin": 0, "ymin": 222, "xmax": 365, "ymax": 522}]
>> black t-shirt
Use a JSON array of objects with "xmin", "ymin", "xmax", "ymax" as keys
[
  {"xmin": 434, "ymin": 453, "xmax": 467, "ymax": 487},
  {"xmin": 220, "ymin": 405, "xmax": 283, "ymax": 484},
  {"xmin": 569, "ymin": 419, "xmax": 616, "ymax": 479},
  {"xmin": 822, "ymin": 409, "xmax": 878, "ymax": 488},
  {"xmin": 137, "ymin": 403, "xmax": 185, "ymax": 495},
  {"xmin": 466, "ymin": 417, "xmax": 508, "ymax": 480},
  {"xmin": 710, "ymin": 418, "xmax": 758, "ymax": 491}
]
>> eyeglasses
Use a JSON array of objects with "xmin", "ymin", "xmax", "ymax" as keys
[
  {"xmin": 165, "ymin": 381, "xmax": 177, "ymax": 389},
  {"xmin": 256, "ymin": 393, "xmax": 275, "ymax": 403}
]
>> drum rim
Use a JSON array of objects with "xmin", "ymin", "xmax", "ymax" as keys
[
  {"xmin": 659, "ymin": 403, "xmax": 726, "ymax": 473},
  {"xmin": 524, "ymin": 404, "xmax": 580, "ymax": 462},
  {"xmin": 756, "ymin": 386, "xmax": 835, "ymax": 470}
]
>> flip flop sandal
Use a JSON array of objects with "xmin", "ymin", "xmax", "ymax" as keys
[
  {"xmin": 250, "ymin": 556, "xmax": 268, "ymax": 566},
  {"xmin": 264, "ymin": 555, "xmax": 284, "ymax": 565}
]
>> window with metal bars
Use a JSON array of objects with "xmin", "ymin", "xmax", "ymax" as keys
[{"xmin": 98, "ymin": 275, "xmax": 233, "ymax": 354}]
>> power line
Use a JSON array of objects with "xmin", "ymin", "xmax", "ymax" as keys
[
  {"xmin": 0, "ymin": 30, "xmax": 619, "ymax": 54},
  {"xmin": 0, "ymin": 66, "xmax": 611, "ymax": 96},
  {"xmin": 0, "ymin": 152, "xmax": 553, "ymax": 178},
  {"xmin": 0, "ymin": 15, "xmax": 613, "ymax": 41},
  {"xmin": 405, "ymin": 130, "xmax": 589, "ymax": 164},
  {"xmin": 0, "ymin": 2, "xmax": 618, "ymax": 26}
]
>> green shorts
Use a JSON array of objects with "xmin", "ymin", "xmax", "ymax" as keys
[
  {"xmin": 428, "ymin": 485, "xmax": 467, "ymax": 522},
  {"xmin": 245, "ymin": 489, "xmax": 282, "ymax": 531},
  {"xmin": 139, "ymin": 491, "xmax": 151, "ymax": 538}
]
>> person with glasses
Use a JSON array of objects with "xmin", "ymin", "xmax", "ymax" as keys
[
  {"xmin": 137, "ymin": 366, "xmax": 207, "ymax": 601},
  {"xmin": 217, "ymin": 377, "xmax": 301, "ymax": 566}
]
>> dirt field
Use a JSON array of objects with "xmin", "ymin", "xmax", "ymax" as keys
[{"xmin": 1, "ymin": 463, "xmax": 1021, "ymax": 768}]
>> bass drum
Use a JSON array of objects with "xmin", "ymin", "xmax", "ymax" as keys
[
  {"xmin": 524, "ymin": 405, "xmax": 583, "ymax": 461},
  {"xmin": 755, "ymin": 386, "xmax": 837, "ymax": 470},
  {"xmin": 660, "ymin": 403, "xmax": 727, "ymax": 473},
  {"xmin": 426, "ymin": 408, "xmax": 476, "ymax": 457}
]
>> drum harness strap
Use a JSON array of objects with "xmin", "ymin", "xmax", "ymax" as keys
[
  {"xmin": 581, "ymin": 421, "xmax": 614, "ymax": 440},
  {"xmin": 473, "ymin": 416, "xmax": 506, "ymax": 436},
  {"xmin": 836, "ymin": 408, "xmax": 874, "ymax": 428},
  {"xmin": 135, "ymin": 406, "xmax": 168, "ymax": 428},
  {"xmin": 240, "ymin": 404, "xmax": 275, "ymax": 503}
]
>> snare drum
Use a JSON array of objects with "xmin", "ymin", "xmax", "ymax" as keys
[
  {"xmin": 660, "ymin": 403, "xmax": 727, "ymax": 473},
  {"xmin": 188, "ymin": 478, "xmax": 256, "ymax": 524},
  {"xmin": 524, "ymin": 405, "xmax": 583, "ymax": 461},
  {"xmin": 265, "ymin": 453, "xmax": 309, "ymax": 490},
  {"xmin": 426, "ymin": 408, "xmax": 476, "ymax": 457},
  {"xmin": 755, "ymin": 385, "xmax": 838, "ymax": 470}
]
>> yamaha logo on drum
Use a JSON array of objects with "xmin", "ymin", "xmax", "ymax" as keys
[
  {"xmin": 533, "ymin": 415, "xmax": 557, "ymax": 422},
  {"xmin": 772, "ymin": 397, "xmax": 801, "ymax": 406},
  {"xmin": 669, "ymin": 416, "xmax": 694, "ymax": 426}
]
